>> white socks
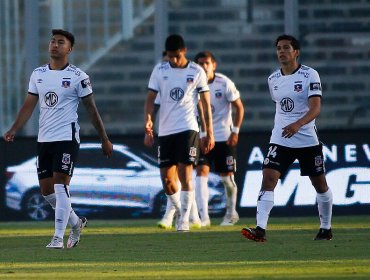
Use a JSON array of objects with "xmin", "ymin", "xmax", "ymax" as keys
[
  {"xmin": 221, "ymin": 175, "xmax": 238, "ymax": 216},
  {"xmin": 54, "ymin": 184, "xmax": 72, "ymax": 239},
  {"xmin": 180, "ymin": 190, "xmax": 194, "ymax": 225},
  {"xmin": 166, "ymin": 190, "xmax": 181, "ymax": 213},
  {"xmin": 256, "ymin": 191, "xmax": 274, "ymax": 230},
  {"xmin": 43, "ymin": 192, "xmax": 79, "ymax": 229},
  {"xmin": 196, "ymin": 176, "xmax": 209, "ymax": 221},
  {"xmin": 316, "ymin": 188, "xmax": 333, "ymax": 229},
  {"xmin": 190, "ymin": 193, "xmax": 200, "ymax": 222}
]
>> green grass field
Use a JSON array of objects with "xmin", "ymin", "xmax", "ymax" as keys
[{"xmin": 0, "ymin": 215, "xmax": 369, "ymax": 279}]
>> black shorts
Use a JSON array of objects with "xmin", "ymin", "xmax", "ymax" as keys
[
  {"xmin": 158, "ymin": 130, "xmax": 199, "ymax": 168},
  {"xmin": 198, "ymin": 141, "xmax": 236, "ymax": 173},
  {"xmin": 37, "ymin": 140, "xmax": 80, "ymax": 180},
  {"xmin": 262, "ymin": 143, "xmax": 325, "ymax": 178}
]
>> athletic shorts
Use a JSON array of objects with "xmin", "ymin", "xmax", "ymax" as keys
[
  {"xmin": 158, "ymin": 130, "xmax": 199, "ymax": 168},
  {"xmin": 37, "ymin": 140, "xmax": 80, "ymax": 180},
  {"xmin": 262, "ymin": 143, "xmax": 325, "ymax": 178},
  {"xmin": 198, "ymin": 141, "xmax": 236, "ymax": 173}
]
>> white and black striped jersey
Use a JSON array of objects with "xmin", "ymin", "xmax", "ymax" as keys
[
  {"xmin": 28, "ymin": 63, "xmax": 92, "ymax": 143},
  {"xmin": 268, "ymin": 64, "xmax": 322, "ymax": 148},
  {"xmin": 209, "ymin": 73, "xmax": 240, "ymax": 142},
  {"xmin": 148, "ymin": 61, "xmax": 209, "ymax": 136}
]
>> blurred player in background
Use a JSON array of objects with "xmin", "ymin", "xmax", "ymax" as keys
[
  {"xmin": 144, "ymin": 50, "xmax": 202, "ymax": 230},
  {"xmin": 144, "ymin": 34, "xmax": 214, "ymax": 231},
  {"xmin": 3, "ymin": 29, "xmax": 113, "ymax": 249},
  {"xmin": 194, "ymin": 51, "xmax": 244, "ymax": 227},
  {"xmin": 242, "ymin": 34, "xmax": 333, "ymax": 242}
]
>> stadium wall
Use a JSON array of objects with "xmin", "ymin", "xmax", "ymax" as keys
[{"xmin": 0, "ymin": 130, "xmax": 369, "ymax": 221}]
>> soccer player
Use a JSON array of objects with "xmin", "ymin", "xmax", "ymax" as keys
[
  {"xmin": 3, "ymin": 29, "xmax": 113, "ymax": 249},
  {"xmin": 241, "ymin": 34, "xmax": 333, "ymax": 242},
  {"xmin": 144, "ymin": 34, "xmax": 214, "ymax": 231},
  {"xmin": 194, "ymin": 51, "xmax": 244, "ymax": 227}
]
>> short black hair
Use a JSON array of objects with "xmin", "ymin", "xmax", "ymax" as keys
[
  {"xmin": 194, "ymin": 51, "xmax": 217, "ymax": 63},
  {"xmin": 275, "ymin": 34, "xmax": 300, "ymax": 50},
  {"xmin": 165, "ymin": 34, "xmax": 186, "ymax": 51},
  {"xmin": 52, "ymin": 29, "xmax": 75, "ymax": 47}
]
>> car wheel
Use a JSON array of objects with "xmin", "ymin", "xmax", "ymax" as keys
[
  {"xmin": 22, "ymin": 190, "xmax": 52, "ymax": 221},
  {"xmin": 152, "ymin": 190, "xmax": 167, "ymax": 217}
]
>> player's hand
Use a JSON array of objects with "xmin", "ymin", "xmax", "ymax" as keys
[
  {"xmin": 144, "ymin": 133, "xmax": 154, "ymax": 148},
  {"xmin": 145, "ymin": 120, "xmax": 154, "ymax": 138},
  {"xmin": 282, "ymin": 122, "xmax": 301, "ymax": 138},
  {"xmin": 226, "ymin": 133, "xmax": 238, "ymax": 146},
  {"xmin": 203, "ymin": 135, "xmax": 215, "ymax": 154},
  {"xmin": 101, "ymin": 139, "xmax": 113, "ymax": 158},
  {"xmin": 3, "ymin": 130, "xmax": 16, "ymax": 142}
]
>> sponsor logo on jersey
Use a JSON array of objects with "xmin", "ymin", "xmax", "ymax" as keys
[
  {"xmin": 81, "ymin": 78, "xmax": 91, "ymax": 88},
  {"xmin": 44, "ymin": 92, "xmax": 58, "ymax": 107},
  {"xmin": 294, "ymin": 83, "xmax": 303, "ymax": 92},
  {"xmin": 170, "ymin": 87, "xmax": 184, "ymax": 101},
  {"xmin": 280, "ymin": 97, "xmax": 294, "ymax": 112},
  {"xmin": 310, "ymin": 82, "xmax": 321, "ymax": 91},
  {"xmin": 62, "ymin": 80, "xmax": 71, "ymax": 88},
  {"xmin": 298, "ymin": 70, "xmax": 309, "ymax": 78},
  {"xmin": 62, "ymin": 153, "xmax": 71, "ymax": 165}
]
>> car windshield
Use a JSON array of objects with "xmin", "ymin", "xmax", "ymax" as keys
[{"xmin": 77, "ymin": 148, "xmax": 145, "ymax": 170}]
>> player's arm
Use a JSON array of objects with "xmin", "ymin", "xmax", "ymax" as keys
[
  {"xmin": 3, "ymin": 93, "xmax": 39, "ymax": 142},
  {"xmin": 282, "ymin": 96, "xmax": 321, "ymax": 138},
  {"xmin": 144, "ymin": 90, "xmax": 157, "ymax": 146},
  {"xmin": 82, "ymin": 94, "xmax": 113, "ymax": 157},
  {"xmin": 199, "ymin": 91, "xmax": 215, "ymax": 153},
  {"xmin": 196, "ymin": 101, "xmax": 208, "ymax": 154},
  {"xmin": 227, "ymin": 98, "xmax": 244, "ymax": 146}
]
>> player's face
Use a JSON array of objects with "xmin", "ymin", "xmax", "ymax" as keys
[
  {"xmin": 167, "ymin": 48, "xmax": 187, "ymax": 68},
  {"xmin": 196, "ymin": 57, "xmax": 216, "ymax": 81},
  {"xmin": 49, "ymin": 35, "xmax": 72, "ymax": 59},
  {"xmin": 276, "ymin": 39, "xmax": 299, "ymax": 65}
]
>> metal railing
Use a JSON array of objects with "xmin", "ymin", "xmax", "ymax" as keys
[{"xmin": 0, "ymin": 0, "xmax": 154, "ymax": 136}]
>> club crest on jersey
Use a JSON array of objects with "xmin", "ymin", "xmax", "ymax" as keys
[
  {"xmin": 186, "ymin": 76, "xmax": 194, "ymax": 84},
  {"xmin": 294, "ymin": 83, "xmax": 302, "ymax": 92},
  {"xmin": 170, "ymin": 87, "xmax": 184, "ymax": 101},
  {"xmin": 62, "ymin": 153, "xmax": 71, "ymax": 165},
  {"xmin": 280, "ymin": 97, "xmax": 294, "ymax": 112},
  {"xmin": 215, "ymin": 90, "xmax": 222, "ymax": 98},
  {"xmin": 44, "ymin": 92, "xmax": 58, "ymax": 107},
  {"xmin": 62, "ymin": 80, "xmax": 71, "ymax": 88},
  {"xmin": 314, "ymin": 155, "xmax": 323, "ymax": 166}
]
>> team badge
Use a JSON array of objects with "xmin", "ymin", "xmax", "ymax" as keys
[
  {"xmin": 62, "ymin": 80, "xmax": 71, "ymax": 88},
  {"xmin": 62, "ymin": 153, "xmax": 71, "ymax": 165},
  {"xmin": 189, "ymin": 147, "xmax": 197, "ymax": 157},
  {"xmin": 294, "ymin": 83, "xmax": 302, "ymax": 92},
  {"xmin": 215, "ymin": 90, "xmax": 222, "ymax": 98},
  {"xmin": 226, "ymin": 156, "xmax": 234, "ymax": 166},
  {"xmin": 186, "ymin": 77, "xmax": 194, "ymax": 84},
  {"xmin": 263, "ymin": 158, "xmax": 270, "ymax": 165},
  {"xmin": 314, "ymin": 156, "xmax": 323, "ymax": 166}
]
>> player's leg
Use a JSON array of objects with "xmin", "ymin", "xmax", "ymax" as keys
[
  {"xmin": 300, "ymin": 143, "xmax": 333, "ymax": 240},
  {"xmin": 157, "ymin": 170, "xmax": 180, "ymax": 229},
  {"xmin": 175, "ymin": 130, "xmax": 199, "ymax": 231},
  {"xmin": 196, "ymin": 164, "xmax": 211, "ymax": 227},
  {"xmin": 242, "ymin": 144, "xmax": 293, "ymax": 242}
]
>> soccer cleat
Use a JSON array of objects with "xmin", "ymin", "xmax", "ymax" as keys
[
  {"xmin": 67, "ymin": 217, "xmax": 88, "ymax": 249},
  {"xmin": 314, "ymin": 228, "xmax": 333, "ymax": 240},
  {"xmin": 241, "ymin": 226, "xmax": 267, "ymax": 242},
  {"xmin": 201, "ymin": 218, "xmax": 211, "ymax": 228},
  {"xmin": 157, "ymin": 219, "xmax": 173, "ymax": 230},
  {"xmin": 46, "ymin": 236, "xmax": 64, "ymax": 249},
  {"xmin": 190, "ymin": 218, "xmax": 202, "ymax": 229},
  {"xmin": 220, "ymin": 212, "xmax": 239, "ymax": 226},
  {"xmin": 177, "ymin": 221, "xmax": 190, "ymax": 232}
]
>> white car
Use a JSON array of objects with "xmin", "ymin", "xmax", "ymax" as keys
[{"xmin": 5, "ymin": 143, "xmax": 225, "ymax": 220}]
